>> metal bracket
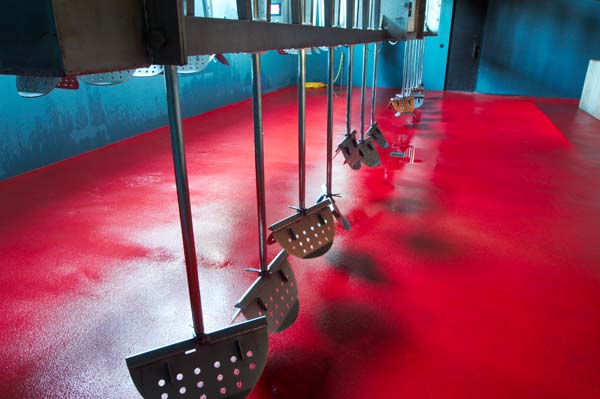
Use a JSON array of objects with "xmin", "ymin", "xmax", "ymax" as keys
[{"xmin": 143, "ymin": 0, "xmax": 186, "ymax": 65}]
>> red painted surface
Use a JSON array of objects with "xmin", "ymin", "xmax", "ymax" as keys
[{"xmin": 1, "ymin": 88, "xmax": 600, "ymax": 399}]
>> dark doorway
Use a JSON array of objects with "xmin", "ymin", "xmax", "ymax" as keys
[{"xmin": 445, "ymin": 0, "xmax": 489, "ymax": 91}]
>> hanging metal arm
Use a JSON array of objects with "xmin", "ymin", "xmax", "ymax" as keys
[{"xmin": 164, "ymin": 66, "xmax": 205, "ymax": 337}]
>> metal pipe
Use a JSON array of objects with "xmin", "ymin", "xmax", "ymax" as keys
[
  {"xmin": 345, "ymin": 0, "xmax": 355, "ymax": 135},
  {"xmin": 346, "ymin": 46, "xmax": 354, "ymax": 134},
  {"xmin": 251, "ymin": 54, "xmax": 268, "ymax": 274},
  {"xmin": 402, "ymin": 41, "xmax": 407, "ymax": 96},
  {"xmin": 325, "ymin": 0, "xmax": 334, "ymax": 194},
  {"xmin": 359, "ymin": 0, "xmax": 370, "ymax": 139},
  {"xmin": 370, "ymin": 42, "xmax": 379, "ymax": 126},
  {"xmin": 419, "ymin": 39, "xmax": 425, "ymax": 86},
  {"xmin": 326, "ymin": 48, "xmax": 334, "ymax": 194},
  {"xmin": 359, "ymin": 42, "xmax": 368, "ymax": 139},
  {"xmin": 164, "ymin": 65, "xmax": 204, "ymax": 336},
  {"xmin": 369, "ymin": 0, "xmax": 380, "ymax": 125},
  {"xmin": 298, "ymin": 49, "xmax": 306, "ymax": 209}
]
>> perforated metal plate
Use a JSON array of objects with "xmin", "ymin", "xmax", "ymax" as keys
[
  {"xmin": 235, "ymin": 251, "xmax": 299, "ymax": 333},
  {"xmin": 16, "ymin": 76, "xmax": 60, "ymax": 98},
  {"xmin": 357, "ymin": 137, "xmax": 381, "ymax": 168},
  {"xmin": 389, "ymin": 96, "xmax": 415, "ymax": 115},
  {"xmin": 134, "ymin": 65, "xmax": 164, "ymax": 77},
  {"xmin": 269, "ymin": 200, "xmax": 335, "ymax": 259},
  {"xmin": 79, "ymin": 70, "xmax": 135, "ymax": 86},
  {"xmin": 56, "ymin": 76, "xmax": 79, "ymax": 90},
  {"xmin": 127, "ymin": 317, "xmax": 268, "ymax": 399},
  {"xmin": 366, "ymin": 122, "xmax": 389, "ymax": 149},
  {"xmin": 177, "ymin": 55, "xmax": 215, "ymax": 74},
  {"xmin": 337, "ymin": 130, "xmax": 361, "ymax": 170}
]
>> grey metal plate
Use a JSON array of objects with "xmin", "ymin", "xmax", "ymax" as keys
[
  {"xmin": 177, "ymin": 55, "xmax": 214, "ymax": 74},
  {"xmin": 269, "ymin": 201, "xmax": 335, "ymax": 259},
  {"xmin": 16, "ymin": 76, "xmax": 60, "ymax": 98},
  {"xmin": 337, "ymin": 130, "xmax": 362, "ymax": 170},
  {"xmin": 126, "ymin": 318, "xmax": 268, "ymax": 399},
  {"xmin": 358, "ymin": 137, "xmax": 381, "ymax": 168},
  {"xmin": 366, "ymin": 122, "xmax": 389, "ymax": 149},
  {"xmin": 235, "ymin": 251, "xmax": 299, "ymax": 333},
  {"xmin": 134, "ymin": 65, "xmax": 164, "ymax": 77},
  {"xmin": 79, "ymin": 70, "xmax": 135, "ymax": 86}
]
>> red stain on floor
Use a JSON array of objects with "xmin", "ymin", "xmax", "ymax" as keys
[{"xmin": 1, "ymin": 87, "xmax": 600, "ymax": 398}]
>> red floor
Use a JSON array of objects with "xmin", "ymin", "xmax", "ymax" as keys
[{"xmin": 1, "ymin": 87, "xmax": 600, "ymax": 399}]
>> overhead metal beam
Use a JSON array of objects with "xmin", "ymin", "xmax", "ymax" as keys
[{"xmin": 184, "ymin": 17, "xmax": 393, "ymax": 56}]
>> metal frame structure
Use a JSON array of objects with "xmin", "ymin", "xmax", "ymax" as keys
[{"xmin": 0, "ymin": 0, "xmax": 436, "ymax": 77}]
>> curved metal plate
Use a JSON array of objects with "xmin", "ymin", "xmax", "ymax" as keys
[
  {"xmin": 235, "ymin": 251, "xmax": 299, "ymax": 333},
  {"xmin": 358, "ymin": 138, "xmax": 381, "ymax": 168},
  {"xmin": 389, "ymin": 96, "xmax": 415, "ymax": 114},
  {"xmin": 337, "ymin": 130, "xmax": 362, "ymax": 169},
  {"xmin": 366, "ymin": 122, "xmax": 389, "ymax": 149},
  {"xmin": 177, "ymin": 55, "xmax": 215, "ymax": 74},
  {"xmin": 16, "ymin": 76, "xmax": 60, "ymax": 98},
  {"xmin": 134, "ymin": 65, "xmax": 164, "ymax": 77},
  {"xmin": 270, "ymin": 203, "xmax": 335, "ymax": 259},
  {"xmin": 127, "ymin": 318, "xmax": 268, "ymax": 399},
  {"xmin": 79, "ymin": 70, "xmax": 135, "ymax": 86}
]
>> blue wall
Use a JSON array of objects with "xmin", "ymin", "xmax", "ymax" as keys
[
  {"xmin": 306, "ymin": 0, "xmax": 455, "ymax": 91},
  {"xmin": 0, "ymin": 52, "xmax": 296, "ymax": 181},
  {"xmin": 477, "ymin": 0, "xmax": 600, "ymax": 98}
]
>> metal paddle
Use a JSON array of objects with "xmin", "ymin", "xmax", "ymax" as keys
[
  {"xmin": 269, "ymin": 2, "xmax": 335, "ymax": 260},
  {"xmin": 16, "ymin": 76, "xmax": 61, "ymax": 98},
  {"xmin": 233, "ymin": 0, "xmax": 300, "ymax": 335},
  {"xmin": 336, "ymin": 0, "xmax": 362, "ymax": 170},
  {"xmin": 79, "ymin": 69, "xmax": 135, "ymax": 86},
  {"xmin": 365, "ymin": 0, "xmax": 389, "ymax": 149},
  {"xmin": 357, "ymin": 0, "xmax": 381, "ymax": 168},
  {"xmin": 16, "ymin": 75, "xmax": 81, "ymax": 98},
  {"xmin": 126, "ymin": 66, "xmax": 268, "ymax": 399}
]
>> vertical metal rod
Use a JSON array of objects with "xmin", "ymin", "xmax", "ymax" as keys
[
  {"xmin": 326, "ymin": 48, "xmax": 334, "ymax": 194},
  {"xmin": 298, "ymin": 49, "xmax": 307, "ymax": 209},
  {"xmin": 164, "ymin": 66, "xmax": 204, "ymax": 337},
  {"xmin": 402, "ymin": 41, "xmax": 408, "ymax": 96},
  {"xmin": 410, "ymin": 40, "xmax": 417, "ymax": 91},
  {"xmin": 251, "ymin": 54, "xmax": 268, "ymax": 273},
  {"xmin": 325, "ymin": 0, "xmax": 335, "ymax": 194},
  {"xmin": 370, "ymin": 42, "xmax": 379, "ymax": 125},
  {"xmin": 369, "ymin": 0, "xmax": 380, "ymax": 125},
  {"xmin": 359, "ymin": 43, "xmax": 368, "ymax": 139},
  {"xmin": 346, "ymin": 0, "xmax": 355, "ymax": 135},
  {"xmin": 187, "ymin": 0, "xmax": 196, "ymax": 16},
  {"xmin": 419, "ymin": 39, "xmax": 425, "ymax": 86},
  {"xmin": 346, "ymin": 46, "xmax": 354, "ymax": 134}
]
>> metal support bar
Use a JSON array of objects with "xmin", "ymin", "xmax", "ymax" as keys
[
  {"xmin": 370, "ymin": 42, "xmax": 379, "ymax": 125},
  {"xmin": 360, "ymin": 43, "xmax": 368, "ymax": 139},
  {"xmin": 251, "ymin": 53, "xmax": 268, "ymax": 273},
  {"xmin": 298, "ymin": 49, "xmax": 307, "ymax": 209},
  {"xmin": 185, "ymin": 17, "xmax": 390, "ymax": 56},
  {"xmin": 164, "ymin": 65, "xmax": 204, "ymax": 337}
]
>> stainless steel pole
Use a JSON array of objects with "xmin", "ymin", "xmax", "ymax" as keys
[
  {"xmin": 251, "ymin": 54, "xmax": 268, "ymax": 273},
  {"xmin": 164, "ymin": 65, "xmax": 204, "ymax": 337},
  {"xmin": 298, "ymin": 49, "xmax": 306, "ymax": 209}
]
